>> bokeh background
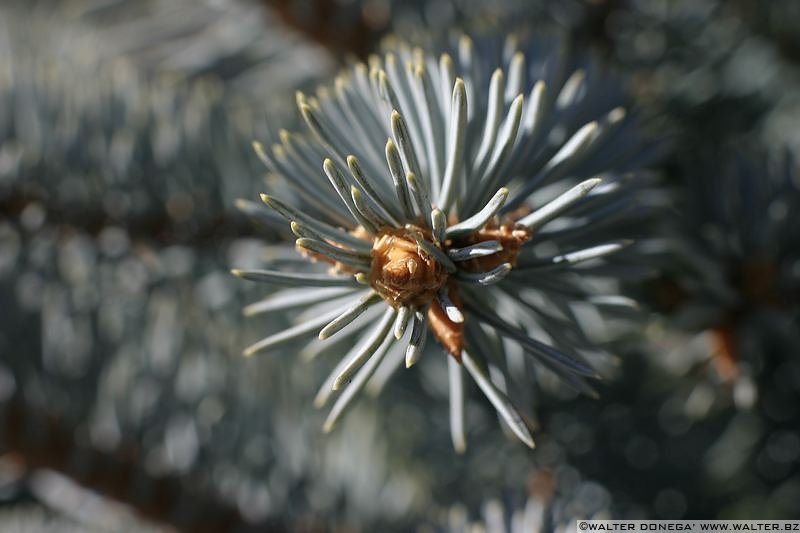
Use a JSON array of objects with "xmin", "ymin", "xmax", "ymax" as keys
[{"xmin": 1, "ymin": 0, "xmax": 799, "ymax": 531}]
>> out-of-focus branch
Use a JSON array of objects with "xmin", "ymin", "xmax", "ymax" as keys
[
  {"xmin": 0, "ymin": 191, "xmax": 274, "ymax": 247},
  {"xmin": 0, "ymin": 394, "xmax": 282, "ymax": 533},
  {"xmin": 262, "ymin": 0, "xmax": 390, "ymax": 58}
]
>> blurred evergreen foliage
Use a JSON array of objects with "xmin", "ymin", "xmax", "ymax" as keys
[{"xmin": 1, "ymin": 0, "xmax": 799, "ymax": 531}]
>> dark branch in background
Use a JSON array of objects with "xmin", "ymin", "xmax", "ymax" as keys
[
  {"xmin": 0, "ymin": 395, "xmax": 283, "ymax": 533},
  {"xmin": 0, "ymin": 190, "xmax": 275, "ymax": 247},
  {"xmin": 262, "ymin": 0, "xmax": 389, "ymax": 59},
  {"xmin": 259, "ymin": 0, "xmax": 631, "ymax": 61}
]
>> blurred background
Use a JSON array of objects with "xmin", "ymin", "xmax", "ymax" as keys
[{"xmin": 1, "ymin": 0, "xmax": 799, "ymax": 531}]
